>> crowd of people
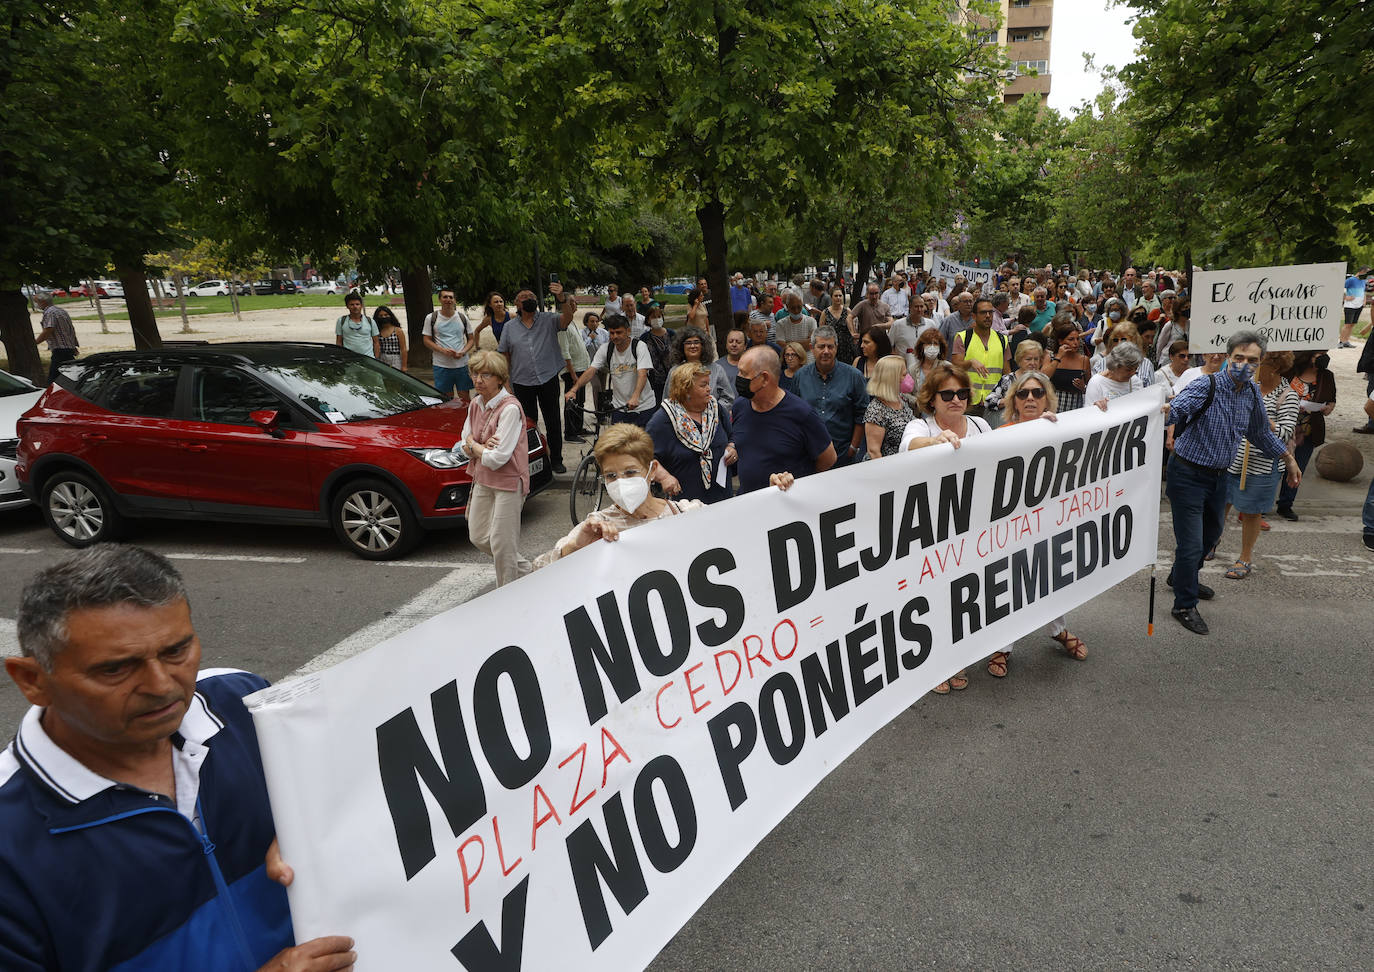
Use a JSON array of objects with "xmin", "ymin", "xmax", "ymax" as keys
[{"xmin": 432, "ymin": 261, "xmax": 1372, "ymax": 645}]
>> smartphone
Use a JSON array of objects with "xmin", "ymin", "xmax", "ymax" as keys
[{"xmin": 549, "ymin": 273, "xmax": 560, "ymax": 283}]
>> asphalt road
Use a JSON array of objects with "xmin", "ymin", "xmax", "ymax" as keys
[{"xmin": 1, "ymin": 467, "xmax": 1370, "ymax": 970}]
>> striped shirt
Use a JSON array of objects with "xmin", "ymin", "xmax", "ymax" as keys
[
  {"xmin": 1170, "ymin": 371, "xmax": 1288, "ymax": 471},
  {"xmin": 39, "ymin": 305, "xmax": 78, "ymax": 349},
  {"xmin": 1227, "ymin": 383, "xmax": 1298, "ymax": 477}
]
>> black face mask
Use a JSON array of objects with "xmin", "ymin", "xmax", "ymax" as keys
[
  {"xmin": 735, "ymin": 375, "xmax": 756, "ymax": 400},
  {"xmin": 520, "ymin": 298, "xmax": 538, "ymax": 313},
  {"xmin": 1314, "ymin": 354, "xmax": 1330, "ymax": 370}
]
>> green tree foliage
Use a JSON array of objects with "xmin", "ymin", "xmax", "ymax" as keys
[
  {"xmin": 0, "ymin": 1, "xmax": 179, "ymax": 376},
  {"xmin": 550, "ymin": 0, "xmax": 1004, "ymax": 343},
  {"xmin": 1121, "ymin": 0, "xmax": 1374, "ymax": 263}
]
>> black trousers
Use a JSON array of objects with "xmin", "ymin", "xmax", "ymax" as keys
[
  {"xmin": 47, "ymin": 347, "xmax": 77, "ymax": 383},
  {"xmin": 562, "ymin": 373, "xmax": 585, "ymax": 436},
  {"xmin": 513, "ymin": 374, "xmax": 563, "ymax": 468}
]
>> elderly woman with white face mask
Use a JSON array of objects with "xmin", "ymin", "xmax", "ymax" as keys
[{"xmin": 535, "ymin": 424, "xmax": 703, "ymax": 567}]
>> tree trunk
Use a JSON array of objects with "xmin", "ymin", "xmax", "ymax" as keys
[
  {"xmin": 173, "ymin": 277, "xmax": 192, "ymax": 332},
  {"xmin": 834, "ymin": 226, "xmax": 846, "ymax": 287},
  {"xmin": 697, "ymin": 197, "xmax": 733, "ymax": 354},
  {"xmin": 852, "ymin": 233, "xmax": 879, "ymax": 304},
  {"xmin": 116, "ymin": 263, "xmax": 162, "ymax": 350},
  {"xmin": 400, "ymin": 265, "xmax": 434, "ymax": 369},
  {"xmin": 0, "ymin": 289, "xmax": 43, "ymax": 382},
  {"xmin": 1183, "ymin": 247, "xmax": 1193, "ymax": 297},
  {"xmin": 87, "ymin": 279, "xmax": 109, "ymax": 334}
]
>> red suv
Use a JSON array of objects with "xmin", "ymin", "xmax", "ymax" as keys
[{"xmin": 16, "ymin": 343, "xmax": 553, "ymax": 559}]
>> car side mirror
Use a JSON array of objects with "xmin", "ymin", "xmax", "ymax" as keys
[{"xmin": 250, "ymin": 409, "xmax": 286, "ymax": 438}]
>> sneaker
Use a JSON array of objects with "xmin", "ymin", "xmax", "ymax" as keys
[
  {"xmin": 564, "ymin": 432, "xmax": 585, "ymax": 443},
  {"xmin": 1338, "ymin": 341, "xmax": 1355, "ymax": 349},
  {"xmin": 1364, "ymin": 534, "xmax": 1374, "ymax": 552},
  {"xmin": 1276, "ymin": 506, "xmax": 1298, "ymax": 522},
  {"xmin": 552, "ymin": 462, "xmax": 568, "ymax": 475}
]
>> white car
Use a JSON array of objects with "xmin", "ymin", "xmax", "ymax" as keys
[
  {"xmin": 300, "ymin": 280, "xmax": 342, "ymax": 294},
  {"xmin": 186, "ymin": 279, "xmax": 231, "ymax": 296},
  {"xmin": 91, "ymin": 279, "xmax": 124, "ymax": 298},
  {"xmin": 0, "ymin": 369, "xmax": 43, "ymax": 511}
]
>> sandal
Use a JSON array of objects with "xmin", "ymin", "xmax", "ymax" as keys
[
  {"xmin": 987, "ymin": 651, "xmax": 1010, "ymax": 678},
  {"xmin": 1053, "ymin": 630, "xmax": 1088, "ymax": 660},
  {"xmin": 1224, "ymin": 560, "xmax": 1252, "ymax": 579},
  {"xmin": 948, "ymin": 671, "xmax": 969, "ymax": 691},
  {"xmin": 932, "ymin": 680, "xmax": 951, "ymax": 695},
  {"xmin": 1204, "ymin": 542, "xmax": 1218, "ymax": 561}
]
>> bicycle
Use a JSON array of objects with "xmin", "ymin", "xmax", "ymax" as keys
[{"xmin": 568, "ymin": 393, "xmax": 614, "ymax": 525}]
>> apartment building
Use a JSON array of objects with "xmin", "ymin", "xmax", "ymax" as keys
[{"xmin": 997, "ymin": 0, "xmax": 1053, "ymax": 104}]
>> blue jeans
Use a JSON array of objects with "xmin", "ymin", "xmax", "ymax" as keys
[
  {"xmin": 1165, "ymin": 457, "xmax": 1229, "ymax": 609},
  {"xmin": 611, "ymin": 408, "xmax": 650, "ymax": 428},
  {"xmin": 1275, "ymin": 440, "xmax": 1313, "ymax": 510},
  {"xmin": 1363, "ymin": 475, "xmax": 1374, "ymax": 536}
]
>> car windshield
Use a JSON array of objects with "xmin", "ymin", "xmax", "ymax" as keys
[
  {"xmin": 252, "ymin": 354, "xmax": 445, "ymax": 422},
  {"xmin": 0, "ymin": 371, "xmax": 34, "ymax": 396}
]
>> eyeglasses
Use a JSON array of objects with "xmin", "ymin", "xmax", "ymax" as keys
[
  {"xmin": 936, "ymin": 388, "xmax": 971, "ymax": 402},
  {"xmin": 1015, "ymin": 387, "xmax": 1047, "ymax": 400},
  {"xmin": 601, "ymin": 469, "xmax": 645, "ymax": 484}
]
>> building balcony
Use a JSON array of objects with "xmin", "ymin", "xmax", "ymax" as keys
[
  {"xmin": 1006, "ymin": 5, "xmax": 1053, "ymax": 30},
  {"xmin": 1004, "ymin": 72, "xmax": 1052, "ymax": 97},
  {"xmin": 1007, "ymin": 39, "xmax": 1050, "ymax": 60}
]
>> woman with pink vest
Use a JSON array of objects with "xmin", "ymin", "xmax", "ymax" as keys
[{"xmin": 455, "ymin": 350, "xmax": 532, "ymax": 585}]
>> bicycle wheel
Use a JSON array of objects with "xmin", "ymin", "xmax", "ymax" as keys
[{"xmin": 570, "ymin": 453, "xmax": 607, "ymax": 525}]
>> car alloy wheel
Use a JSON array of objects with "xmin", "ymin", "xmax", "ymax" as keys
[
  {"xmin": 42, "ymin": 471, "xmax": 125, "ymax": 546},
  {"xmin": 331, "ymin": 477, "xmax": 420, "ymax": 559}
]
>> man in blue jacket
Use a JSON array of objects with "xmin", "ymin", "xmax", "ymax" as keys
[{"xmin": 1, "ymin": 544, "xmax": 354, "ymax": 971}]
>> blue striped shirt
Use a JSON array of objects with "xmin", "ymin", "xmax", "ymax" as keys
[{"xmin": 1170, "ymin": 372, "xmax": 1288, "ymax": 470}]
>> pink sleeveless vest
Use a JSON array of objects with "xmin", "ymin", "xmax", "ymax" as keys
[{"xmin": 469, "ymin": 393, "xmax": 530, "ymax": 494}]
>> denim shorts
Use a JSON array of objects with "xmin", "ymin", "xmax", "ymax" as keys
[{"xmin": 434, "ymin": 365, "xmax": 473, "ymax": 396}]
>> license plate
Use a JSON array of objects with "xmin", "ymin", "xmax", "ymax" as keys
[{"xmin": 530, "ymin": 458, "xmax": 545, "ymax": 476}]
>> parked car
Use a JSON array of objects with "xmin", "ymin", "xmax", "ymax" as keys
[
  {"xmin": 300, "ymin": 280, "xmax": 343, "ymax": 295},
  {"xmin": 186, "ymin": 279, "xmax": 231, "ymax": 296},
  {"xmin": 16, "ymin": 343, "xmax": 554, "ymax": 559},
  {"xmin": 91, "ymin": 279, "xmax": 124, "ymax": 298},
  {"xmin": 0, "ymin": 369, "xmax": 44, "ymax": 512},
  {"xmin": 250, "ymin": 279, "xmax": 298, "ymax": 295}
]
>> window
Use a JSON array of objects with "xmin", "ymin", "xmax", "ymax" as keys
[
  {"xmin": 1010, "ymin": 31, "xmax": 1030, "ymax": 42},
  {"xmin": 193, "ymin": 367, "xmax": 286, "ymax": 426},
  {"xmin": 1012, "ymin": 0, "xmax": 1032, "ymax": 6},
  {"xmin": 1014, "ymin": 60, "xmax": 1049, "ymax": 75},
  {"xmin": 98, "ymin": 364, "xmax": 181, "ymax": 418}
]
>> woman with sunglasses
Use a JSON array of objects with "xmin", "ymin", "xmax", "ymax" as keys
[
  {"xmin": 899, "ymin": 363, "xmax": 991, "ymax": 694},
  {"xmin": 982, "ymin": 370, "xmax": 1099, "ymax": 675}
]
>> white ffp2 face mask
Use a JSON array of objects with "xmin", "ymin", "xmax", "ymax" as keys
[{"xmin": 606, "ymin": 475, "xmax": 650, "ymax": 513}]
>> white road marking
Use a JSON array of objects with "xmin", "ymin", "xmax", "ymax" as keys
[
  {"xmin": 0, "ymin": 548, "xmax": 40, "ymax": 555},
  {"xmin": 163, "ymin": 553, "xmax": 308, "ymax": 564},
  {"xmin": 0, "ymin": 618, "xmax": 17, "ymax": 655},
  {"xmin": 292, "ymin": 564, "xmax": 492, "ymax": 677}
]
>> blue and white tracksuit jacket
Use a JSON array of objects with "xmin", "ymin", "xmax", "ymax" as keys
[{"xmin": 0, "ymin": 670, "xmax": 293, "ymax": 970}]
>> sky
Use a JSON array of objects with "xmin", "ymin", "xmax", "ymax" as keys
[{"xmin": 1046, "ymin": 0, "xmax": 1141, "ymax": 114}]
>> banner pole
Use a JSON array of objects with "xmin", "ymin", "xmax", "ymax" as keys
[
  {"xmin": 1147, "ymin": 574, "xmax": 1156, "ymax": 636},
  {"xmin": 1239, "ymin": 441, "xmax": 1251, "ymax": 490}
]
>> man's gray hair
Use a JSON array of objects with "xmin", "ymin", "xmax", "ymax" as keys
[
  {"xmin": 1226, "ymin": 329, "xmax": 1267, "ymax": 354},
  {"xmin": 812, "ymin": 325, "xmax": 838, "ymax": 345},
  {"xmin": 17, "ymin": 545, "xmax": 187, "ymax": 672},
  {"xmin": 31, "ymin": 290, "xmax": 53, "ymax": 306},
  {"xmin": 992, "ymin": 291, "xmax": 1009, "ymax": 307},
  {"xmin": 741, "ymin": 344, "xmax": 781, "ymax": 379},
  {"xmin": 1106, "ymin": 341, "xmax": 1143, "ymax": 370}
]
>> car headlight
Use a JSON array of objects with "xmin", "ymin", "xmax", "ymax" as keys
[{"xmin": 406, "ymin": 447, "xmax": 468, "ymax": 469}]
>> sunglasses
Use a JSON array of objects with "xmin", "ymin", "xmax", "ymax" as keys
[
  {"xmin": 936, "ymin": 388, "xmax": 971, "ymax": 402},
  {"xmin": 1015, "ymin": 387, "xmax": 1047, "ymax": 400}
]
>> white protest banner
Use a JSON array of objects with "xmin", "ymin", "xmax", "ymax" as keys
[
  {"xmin": 930, "ymin": 253, "xmax": 997, "ymax": 293},
  {"xmin": 246, "ymin": 389, "xmax": 1165, "ymax": 971},
  {"xmin": 1189, "ymin": 262, "xmax": 1345, "ymax": 351}
]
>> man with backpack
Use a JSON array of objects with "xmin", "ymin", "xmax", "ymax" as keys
[
  {"xmin": 951, "ymin": 296, "xmax": 1010, "ymax": 418},
  {"xmin": 421, "ymin": 286, "xmax": 474, "ymax": 402},
  {"xmin": 1163, "ymin": 330, "xmax": 1302, "ymax": 635},
  {"xmin": 562, "ymin": 314, "xmax": 656, "ymax": 427},
  {"xmin": 334, "ymin": 291, "xmax": 379, "ymax": 359}
]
